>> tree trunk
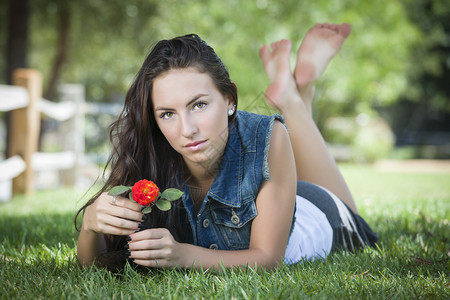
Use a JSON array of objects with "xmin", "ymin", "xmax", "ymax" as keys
[
  {"xmin": 5, "ymin": 0, "xmax": 29, "ymax": 158},
  {"xmin": 5, "ymin": 0, "xmax": 29, "ymax": 84},
  {"xmin": 44, "ymin": 2, "xmax": 71, "ymax": 101}
]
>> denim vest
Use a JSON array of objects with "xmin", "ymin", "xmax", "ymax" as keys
[{"xmin": 180, "ymin": 110, "xmax": 285, "ymax": 250}]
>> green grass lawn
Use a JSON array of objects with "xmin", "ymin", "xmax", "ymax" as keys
[{"xmin": 1, "ymin": 164, "xmax": 449, "ymax": 299}]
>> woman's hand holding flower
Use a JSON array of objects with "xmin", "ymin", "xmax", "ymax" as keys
[
  {"xmin": 127, "ymin": 228, "xmax": 187, "ymax": 268},
  {"xmin": 82, "ymin": 192, "xmax": 143, "ymax": 236}
]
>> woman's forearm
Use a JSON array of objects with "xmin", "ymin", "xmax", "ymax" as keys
[
  {"xmin": 76, "ymin": 228, "xmax": 106, "ymax": 267},
  {"xmin": 179, "ymin": 243, "xmax": 282, "ymax": 271},
  {"xmin": 128, "ymin": 227, "xmax": 284, "ymax": 270}
]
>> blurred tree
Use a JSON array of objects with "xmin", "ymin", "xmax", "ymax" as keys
[
  {"xmin": 381, "ymin": 0, "xmax": 450, "ymax": 154},
  {"xmin": 5, "ymin": 0, "xmax": 29, "ymax": 85},
  {"xmin": 2, "ymin": 0, "xmax": 30, "ymax": 157},
  {"xmin": 42, "ymin": 0, "xmax": 70, "ymax": 100}
]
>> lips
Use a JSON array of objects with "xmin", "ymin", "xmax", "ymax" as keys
[{"xmin": 184, "ymin": 140, "xmax": 207, "ymax": 151}]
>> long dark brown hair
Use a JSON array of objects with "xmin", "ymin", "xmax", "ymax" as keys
[{"xmin": 75, "ymin": 34, "xmax": 238, "ymax": 271}]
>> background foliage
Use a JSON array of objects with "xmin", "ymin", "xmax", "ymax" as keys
[{"xmin": 1, "ymin": 0, "xmax": 448, "ymax": 160}]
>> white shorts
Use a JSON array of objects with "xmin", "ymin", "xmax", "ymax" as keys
[{"xmin": 284, "ymin": 195, "xmax": 333, "ymax": 264}]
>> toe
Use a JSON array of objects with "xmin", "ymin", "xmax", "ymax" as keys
[
  {"xmin": 339, "ymin": 23, "xmax": 351, "ymax": 38},
  {"xmin": 259, "ymin": 44, "xmax": 270, "ymax": 59},
  {"xmin": 279, "ymin": 39, "xmax": 292, "ymax": 50}
]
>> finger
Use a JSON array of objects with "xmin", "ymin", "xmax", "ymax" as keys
[
  {"xmin": 98, "ymin": 193, "xmax": 143, "ymax": 222},
  {"xmin": 96, "ymin": 201, "xmax": 143, "ymax": 223},
  {"xmin": 132, "ymin": 257, "xmax": 165, "ymax": 268},
  {"xmin": 128, "ymin": 229, "xmax": 173, "ymax": 251},
  {"xmin": 130, "ymin": 249, "xmax": 166, "ymax": 260},
  {"xmin": 130, "ymin": 249, "xmax": 172, "ymax": 268},
  {"xmin": 128, "ymin": 238, "xmax": 164, "ymax": 252},
  {"xmin": 109, "ymin": 205, "xmax": 143, "ymax": 222},
  {"xmin": 96, "ymin": 222, "xmax": 137, "ymax": 236},
  {"xmin": 101, "ymin": 192, "xmax": 141, "ymax": 211},
  {"xmin": 112, "ymin": 196, "xmax": 141, "ymax": 211},
  {"xmin": 129, "ymin": 228, "xmax": 169, "ymax": 242},
  {"xmin": 97, "ymin": 212, "xmax": 140, "ymax": 231}
]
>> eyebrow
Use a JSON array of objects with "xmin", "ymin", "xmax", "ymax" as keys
[{"xmin": 154, "ymin": 93, "xmax": 209, "ymax": 111}]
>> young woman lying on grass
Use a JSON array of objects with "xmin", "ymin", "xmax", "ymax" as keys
[{"xmin": 75, "ymin": 22, "xmax": 378, "ymax": 271}]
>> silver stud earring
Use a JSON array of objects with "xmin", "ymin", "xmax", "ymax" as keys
[{"xmin": 228, "ymin": 106, "xmax": 235, "ymax": 116}]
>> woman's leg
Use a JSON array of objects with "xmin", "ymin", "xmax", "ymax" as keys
[{"xmin": 259, "ymin": 23, "xmax": 358, "ymax": 214}]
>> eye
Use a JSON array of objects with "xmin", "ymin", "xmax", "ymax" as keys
[
  {"xmin": 160, "ymin": 111, "xmax": 174, "ymax": 119},
  {"xmin": 193, "ymin": 101, "xmax": 206, "ymax": 110}
]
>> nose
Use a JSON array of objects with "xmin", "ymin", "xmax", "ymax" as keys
[{"xmin": 180, "ymin": 113, "xmax": 198, "ymax": 138}]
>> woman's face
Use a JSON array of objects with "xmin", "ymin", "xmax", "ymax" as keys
[{"xmin": 152, "ymin": 67, "xmax": 234, "ymax": 174}]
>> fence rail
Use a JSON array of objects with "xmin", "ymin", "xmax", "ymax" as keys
[{"xmin": 0, "ymin": 84, "xmax": 29, "ymax": 111}]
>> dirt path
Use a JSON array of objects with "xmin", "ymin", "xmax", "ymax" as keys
[{"xmin": 374, "ymin": 159, "xmax": 450, "ymax": 173}]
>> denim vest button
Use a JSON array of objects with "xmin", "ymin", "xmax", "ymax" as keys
[
  {"xmin": 209, "ymin": 243, "xmax": 218, "ymax": 250},
  {"xmin": 231, "ymin": 215, "xmax": 240, "ymax": 225},
  {"xmin": 202, "ymin": 219, "xmax": 210, "ymax": 228}
]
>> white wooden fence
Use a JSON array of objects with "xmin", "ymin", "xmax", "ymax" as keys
[{"xmin": 0, "ymin": 68, "xmax": 121, "ymax": 202}]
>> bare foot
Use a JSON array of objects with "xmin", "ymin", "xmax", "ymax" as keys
[
  {"xmin": 259, "ymin": 39, "xmax": 299, "ymax": 112},
  {"xmin": 294, "ymin": 23, "xmax": 351, "ymax": 111}
]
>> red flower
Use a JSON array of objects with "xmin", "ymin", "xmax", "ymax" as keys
[{"xmin": 131, "ymin": 179, "xmax": 160, "ymax": 206}]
